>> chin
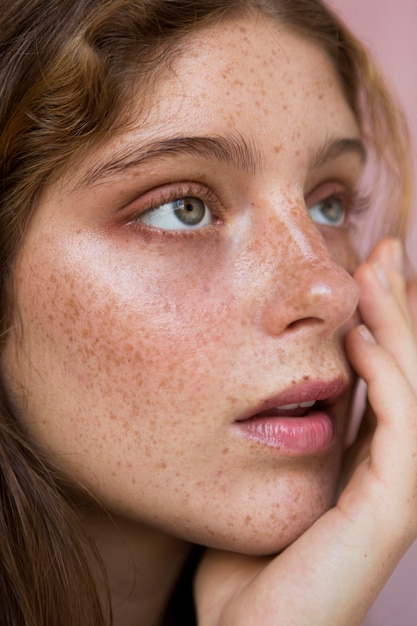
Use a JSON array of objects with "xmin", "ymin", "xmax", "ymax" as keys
[
  {"xmin": 182, "ymin": 474, "xmax": 338, "ymax": 557},
  {"xmin": 220, "ymin": 507, "xmax": 332, "ymax": 556}
]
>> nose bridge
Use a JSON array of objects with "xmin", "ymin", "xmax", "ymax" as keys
[{"xmin": 258, "ymin": 212, "xmax": 359, "ymax": 336}]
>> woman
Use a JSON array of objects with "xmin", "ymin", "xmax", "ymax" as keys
[{"xmin": 0, "ymin": 0, "xmax": 416, "ymax": 624}]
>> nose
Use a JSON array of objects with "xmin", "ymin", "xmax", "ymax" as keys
[{"xmin": 258, "ymin": 215, "xmax": 359, "ymax": 338}]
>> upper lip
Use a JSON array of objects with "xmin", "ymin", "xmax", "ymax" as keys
[{"xmin": 235, "ymin": 375, "xmax": 351, "ymax": 422}]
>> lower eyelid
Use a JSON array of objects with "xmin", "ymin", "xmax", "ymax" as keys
[{"xmin": 126, "ymin": 220, "xmax": 221, "ymax": 243}]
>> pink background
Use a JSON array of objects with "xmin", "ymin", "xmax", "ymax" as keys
[{"xmin": 328, "ymin": 1, "xmax": 417, "ymax": 624}]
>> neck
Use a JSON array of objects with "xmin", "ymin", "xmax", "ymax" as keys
[{"xmin": 84, "ymin": 511, "xmax": 193, "ymax": 626}]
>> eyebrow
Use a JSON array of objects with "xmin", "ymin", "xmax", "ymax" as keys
[
  {"xmin": 78, "ymin": 132, "xmax": 366, "ymax": 188},
  {"xmin": 309, "ymin": 137, "xmax": 367, "ymax": 170},
  {"xmin": 78, "ymin": 133, "xmax": 263, "ymax": 187}
]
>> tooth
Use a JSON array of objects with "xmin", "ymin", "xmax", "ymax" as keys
[
  {"xmin": 278, "ymin": 401, "xmax": 316, "ymax": 410},
  {"xmin": 277, "ymin": 403, "xmax": 299, "ymax": 410}
]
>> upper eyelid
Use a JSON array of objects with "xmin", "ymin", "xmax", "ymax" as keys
[
  {"xmin": 128, "ymin": 182, "xmax": 221, "ymax": 220},
  {"xmin": 309, "ymin": 190, "xmax": 348, "ymax": 206},
  {"xmin": 306, "ymin": 180, "xmax": 357, "ymax": 204},
  {"xmin": 126, "ymin": 175, "xmax": 363, "ymax": 225},
  {"xmin": 308, "ymin": 189, "xmax": 371, "ymax": 225}
]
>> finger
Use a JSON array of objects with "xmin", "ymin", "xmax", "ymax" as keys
[
  {"xmin": 340, "ymin": 400, "xmax": 375, "ymax": 491},
  {"xmin": 407, "ymin": 280, "xmax": 417, "ymax": 336},
  {"xmin": 346, "ymin": 325, "xmax": 417, "ymax": 506},
  {"xmin": 365, "ymin": 238, "xmax": 410, "ymax": 321},
  {"xmin": 354, "ymin": 260, "xmax": 417, "ymax": 396}
]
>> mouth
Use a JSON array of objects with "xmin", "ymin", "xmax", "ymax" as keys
[
  {"xmin": 253, "ymin": 399, "xmax": 318, "ymax": 418},
  {"xmin": 233, "ymin": 376, "xmax": 350, "ymax": 455}
]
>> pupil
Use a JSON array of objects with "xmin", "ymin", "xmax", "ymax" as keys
[
  {"xmin": 175, "ymin": 197, "xmax": 206, "ymax": 225},
  {"xmin": 325, "ymin": 199, "xmax": 340, "ymax": 220}
]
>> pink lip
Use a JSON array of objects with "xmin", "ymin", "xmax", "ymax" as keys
[{"xmin": 233, "ymin": 376, "xmax": 349, "ymax": 455}]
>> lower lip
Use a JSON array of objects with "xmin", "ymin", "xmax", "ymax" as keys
[{"xmin": 234, "ymin": 411, "xmax": 335, "ymax": 455}]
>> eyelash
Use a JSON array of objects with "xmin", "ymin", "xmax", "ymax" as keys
[
  {"xmin": 129, "ymin": 182, "xmax": 223, "ymax": 239},
  {"xmin": 329, "ymin": 189, "xmax": 371, "ymax": 220},
  {"xmin": 127, "ymin": 182, "xmax": 371, "ymax": 236}
]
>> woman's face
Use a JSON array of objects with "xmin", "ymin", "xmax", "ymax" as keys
[{"xmin": 5, "ymin": 16, "xmax": 364, "ymax": 553}]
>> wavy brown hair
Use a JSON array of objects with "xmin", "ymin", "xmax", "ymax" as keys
[{"xmin": 0, "ymin": 1, "xmax": 413, "ymax": 624}]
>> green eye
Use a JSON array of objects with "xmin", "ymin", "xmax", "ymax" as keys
[
  {"xmin": 139, "ymin": 197, "xmax": 213, "ymax": 230},
  {"xmin": 173, "ymin": 197, "xmax": 207, "ymax": 225},
  {"xmin": 308, "ymin": 196, "xmax": 345, "ymax": 227}
]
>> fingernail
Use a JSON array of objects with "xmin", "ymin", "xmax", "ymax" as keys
[
  {"xmin": 357, "ymin": 324, "xmax": 376, "ymax": 344},
  {"xmin": 373, "ymin": 262, "xmax": 390, "ymax": 290},
  {"xmin": 392, "ymin": 239, "xmax": 404, "ymax": 273}
]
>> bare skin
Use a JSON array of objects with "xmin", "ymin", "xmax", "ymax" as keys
[
  {"xmin": 3, "ymin": 15, "xmax": 417, "ymax": 626},
  {"xmin": 196, "ymin": 238, "xmax": 417, "ymax": 625}
]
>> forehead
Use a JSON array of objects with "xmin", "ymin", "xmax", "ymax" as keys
[
  {"xmin": 69, "ymin": 14, "xmax": 361, "ymax": 191},
  {"xmin": 136, "ymin": 15, "xmax": 357, "ymax": 135}
]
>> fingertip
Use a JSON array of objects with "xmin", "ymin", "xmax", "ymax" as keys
[
  {"xmin": 356, "ymin": 324, "xmax": 377, "ymax": 345},
  {"xmin": 392, "ymin": 239, "xmax": 405, "ymax": 274},
  {"xmin": 353, "ymin": 261, "xmax": 375, "ymax": 289},
  {"xmin": 345, "ymin": 325, "xmax": 376, "ymax": 362},
  {"xmin": 366, "ymin": 238, "xmax": 405, "ymax": 279},
  {"xmin": 365, "ymin": 237, "xmax": 401, "ymax": 267}
]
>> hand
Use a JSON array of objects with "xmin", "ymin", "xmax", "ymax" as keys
[{"xmin": 195, "ymin": 238, "xmax": 417, "ymax": 626}]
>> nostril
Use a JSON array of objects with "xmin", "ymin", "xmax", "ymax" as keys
[
  {"xmin": 286, "ymin": 317, "xmax": 325, "ymax": 332},
  {"xmin": 260, "ymin": 263, "xmax": 358, "ymax": 338}
]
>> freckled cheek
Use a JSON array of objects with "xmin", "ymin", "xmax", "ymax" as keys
[
  {"xmin": 10, "ymin": 248, "xmax": 347, "ymax": 541},
  {"xmin": 17, "ymin": 252, "xmax": 246, "ymax": 420}
]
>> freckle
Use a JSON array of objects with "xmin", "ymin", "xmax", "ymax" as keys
[
  {"xmin": 244, "ymin": 516, "xmax": 252, "ymax": 525},
  {"xmin": 222, "ymin": 447, "xmax": 229, "ymax": 455},
  {"xmin": 303, "ymin": 375, "xmax": 310, "ymax": 381}
]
